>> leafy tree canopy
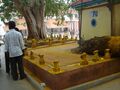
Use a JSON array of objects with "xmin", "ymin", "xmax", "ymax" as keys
[{"xmin": 0, "ymin": 0, "xmax": 76, "ymax": 22}]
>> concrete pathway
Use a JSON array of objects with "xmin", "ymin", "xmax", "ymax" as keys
[
  {"xmin": 0, "ymin": 45, "xmax": 36, "ymax": 90},
  {"xmin": 88, "ymin": 78, "xmax": 120, "ymax": 90}
]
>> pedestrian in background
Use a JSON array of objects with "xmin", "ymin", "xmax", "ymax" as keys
[{"xmin": 4, "ymin": 21, "xmax": 26, "ymax": 80}]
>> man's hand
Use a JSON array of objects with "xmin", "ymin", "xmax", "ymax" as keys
[{"xmin": 22, "ymin": 48, "xmax": 27, "ymax": 56}]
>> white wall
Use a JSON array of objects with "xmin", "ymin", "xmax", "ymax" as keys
[{"xmin": 81, "ymin": 6, "xmax": 111, "ymax": 40}]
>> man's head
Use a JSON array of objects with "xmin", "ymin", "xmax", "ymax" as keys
[{"xmin": 8, "ymin": 21, "xmax": 16, "ymax": 29}]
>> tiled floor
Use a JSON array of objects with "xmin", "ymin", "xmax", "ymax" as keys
[{"xmin": 0, "ymin": 45, "xmax": 36, "ymax": 90}]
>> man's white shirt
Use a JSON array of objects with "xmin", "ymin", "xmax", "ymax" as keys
[{"xmin": 5, "ymin": 29, "xmax": 25, "ymax": 57}]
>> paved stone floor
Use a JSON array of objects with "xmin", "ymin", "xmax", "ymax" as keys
[
  {"xmin": 88, "ymin": 78, "xmax": 120, "ymax": 90},
  {"xmin": 0, "ymin": 45, "xmax": 36, "ymax": 90}
]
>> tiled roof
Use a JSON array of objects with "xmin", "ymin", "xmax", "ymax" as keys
[
  {"xmin": 16, "ymin": 18, "xmax": 27, "ymax": 30},
  {"xmin": 70, "ymin": 0, "xmax": 92, "ymax": 7},
  {"xmin": 71, "ymin": 0, "xmax": 106, "ymax": 8},
  {"xmin": 46, "ymin": 19, "xmax": 68, "ymax": 29}
]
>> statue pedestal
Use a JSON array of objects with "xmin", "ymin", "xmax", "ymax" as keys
[{"xmin": 23, "ymin": 59, "xmax": 120, "ymax": 90}]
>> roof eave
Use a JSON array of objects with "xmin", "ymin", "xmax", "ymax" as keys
[{"xmin": 71, "ymin": 0, "xmax": 107, "ymax": 9}]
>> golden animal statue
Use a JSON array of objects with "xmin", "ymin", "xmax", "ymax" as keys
[
  {"xmin": 24, "ymin": 50, "xmax": 28, "ymax": 56},
  {"xmin": 71, "ymin": 36, "xmax": 73, "ymax": 40},
  {"xmin": 58, "ymin": 34, "xmax": 62, "ymax": 40},
  {"xmin": 48, "ymin": 38, "xmax": 52, "ymax": 46},
  {"xmin": 38, "ymin": 55, "xmax": 45, "ymax": 65},
  {"xmin": 75, "ymin": 37, "xmax": 77, "ymax": 41},
  {"xmin": 30, "ymin": 51, "xmax": 35, "ymax": 60},
  {"xmin": 104, "ymin": 49, "xmax": 111, "ymax": 60},
  {"xmin": 80, "ymin": 52, "xmax": 89, "ymax": 65},
  {"xmin": 61, "ymin": 37, "xmax": 65, "ymax": 44},
  {"xmin": 52, "ymin": 61, "xmax": 60, "ymax": 72},
  {"xmin": 31, "ymin": 39, "xmax": 37, "ymax": 48},
  {"xmin": 92, "ymin": 50, "xmax": 100, "ymax": 62}
]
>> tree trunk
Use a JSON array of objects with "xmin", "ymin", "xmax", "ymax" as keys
[{"xmin": 13, "ymin": 0, "xmax": 46, "ymax": 40}]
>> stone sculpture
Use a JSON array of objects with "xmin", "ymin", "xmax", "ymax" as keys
[
  {"xmin": 104, "ymin": 49, "xmax": 111, "ymax": 59},
  {"xmin": 92, "ymin": 50, "xmax": 100, "ymax": 62},
  {"xmin": 38, "ymin": 55, "xmax": 45, "ymax": 65},
  {"xmin": 53, "ymin": 61, "xmax": 60, "ymax": 72},
  {"xmin": 30, "ymin": 51, "xmax": 35, "ymax": 60},
  {"xmin": 80, "ymin": 52, "xmax": 89, "ymax": 65}
]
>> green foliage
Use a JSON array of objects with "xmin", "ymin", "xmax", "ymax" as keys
[
  {"xmin": 45, "ymin": 0, "xmax": 68, "ymax": 17},
  {"xmin": 1, "ymin": 0, "xmax": 119, "ymax": 22},
  {"xmin": 0, "ymin": 0, "xmax": 75, "ymax": 21},
  {"xmin": 0, "ymin": 0, "xmax": 21, "ymax": 21}
]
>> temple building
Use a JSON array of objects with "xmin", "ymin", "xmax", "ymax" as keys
[{"xmin": 71, "ymin": 0, "xmax": 120, "ymax": 40}]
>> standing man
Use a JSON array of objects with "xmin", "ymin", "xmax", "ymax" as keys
[{"xmin": 4, "ymin": 21, "xmax": 26, "ymax": 80}]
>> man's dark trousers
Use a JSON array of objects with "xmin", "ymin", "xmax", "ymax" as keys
[
  {"xmin": 10, "ymin": 55, "xmax": 25, "ymax": 80},
  {"xmin": 5, "ymin": 52, "xmax": 10, "ymax": 74}
]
